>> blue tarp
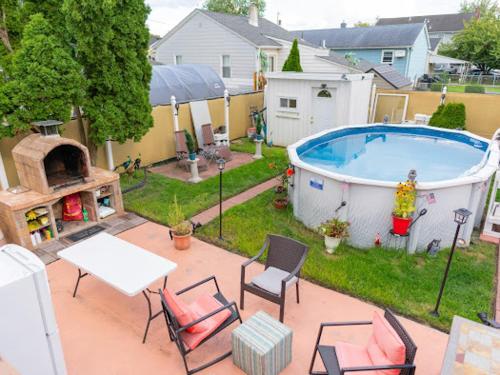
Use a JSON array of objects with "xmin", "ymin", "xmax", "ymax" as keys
[{"xmin": 149, "ymin": 64, "xmax": 226, "ymax": 106}]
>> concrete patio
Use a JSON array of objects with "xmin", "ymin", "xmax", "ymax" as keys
[{"xmin": 48, "ymin": 221, "xmax": 448, "ymax": 374}]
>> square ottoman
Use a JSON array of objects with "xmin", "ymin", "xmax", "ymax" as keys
[{"xmin": 232, "ymin": 311, "xmax": 293, "ymax": 375}]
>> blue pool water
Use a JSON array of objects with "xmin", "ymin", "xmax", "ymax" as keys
[{"xmin": 298, "ymin": 130, "xmax": 486, "ymax": 182}]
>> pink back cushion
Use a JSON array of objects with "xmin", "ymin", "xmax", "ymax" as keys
[
  {"xmin": 162, "ymin": 289, "xmax": 206, "ymax": 333},
  {"xmin": 367, "ymin": 311, "xmax": 406, "ymax": 375},
  {"xmin": 180, "ymin": 293, "xmax": 231, "ymax": 350}
]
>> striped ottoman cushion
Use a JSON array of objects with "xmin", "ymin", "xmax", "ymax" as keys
[{"xmin": 232, "ymin": 311, "xmax": 292, "ymax": 375}]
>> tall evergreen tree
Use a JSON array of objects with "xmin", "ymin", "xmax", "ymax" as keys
[
  {"xmin": 0, "ymin": 13, "xmax": 85, "ymax": 138},
  {"xmin": 282, "ymin": 39, "xmax": 303, "ymax": 72},
  {"xmin": 63, "ymin": 0, "xmax": 153, "ymax": 162}
]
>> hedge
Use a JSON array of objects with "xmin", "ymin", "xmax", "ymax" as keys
[
  {"xmin": 464, "ymin": 85, "xmax": 485, "ymax": 94},
  {"xmin": 430, "ymin": 83, "xmax": 443, "ymax": 92},
  {"xmin": 429, "ymin": 103, "xmax": 466, "ymax": 129}
]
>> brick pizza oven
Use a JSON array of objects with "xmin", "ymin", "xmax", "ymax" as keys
[{"xmin": 0, "ymin": 121, "xmax": 124, "ymax": 250}]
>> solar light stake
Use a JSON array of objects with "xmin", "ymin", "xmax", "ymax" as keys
[
  {"xmin": 430, "ymin": 208, "xmax": 472, "ymax": 317},
  {"xmin": 217, "ymin": 158, "xmax": 226, "ymax": 240}
]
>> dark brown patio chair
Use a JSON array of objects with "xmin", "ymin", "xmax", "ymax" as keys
[
  {"xmin": 159, "ymin": 275, "xmax": 242, "ymax": 375},
  {"xmin": 240, "ymin": 234, "xmax": 308, "ymax": 322},
  {"xmin": 201, "ymin": 123, "xmax": 232, "ymax": 161},
  {"xmin": 174, "ymin": 130, "xmax": 208, "ymax": 172},
  {"xmin": 309, "ymin": 309, "xmax": 417, "ymax": 375}
]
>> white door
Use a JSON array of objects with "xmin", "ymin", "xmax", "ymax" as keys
[{"xmin": 311, "ymin": 88, "xmax": 336, "ymax": 134}]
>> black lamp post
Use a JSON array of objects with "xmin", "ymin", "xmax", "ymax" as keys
[
  {"xmin": 217, "ymin": 158, "xmax": 226, "ymax": 240},
  {"xmin": 430, "ymin": 208, "xmax": 472, "ymax": 317}
]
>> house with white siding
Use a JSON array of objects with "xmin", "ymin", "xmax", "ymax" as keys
[
  {"xmin": 293, "ymin": 23, "xmax": 431, "ymax": 82},
  {"xmin": 150, "ymin": 6, "xmax": 350, "ymax": 90}
]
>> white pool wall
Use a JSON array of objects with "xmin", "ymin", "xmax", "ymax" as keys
[{"xmin": 288, "ymin": 124, "xmax": 499, "ymax": 253}]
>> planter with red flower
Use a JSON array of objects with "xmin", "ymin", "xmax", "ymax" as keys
[
  {"xmin": 392, "ymin": 180, "xmax": 416, "ymax": 235},
  {"xmin": 269, "ymin": 163, "xmax": 295, "ymax": 209}
]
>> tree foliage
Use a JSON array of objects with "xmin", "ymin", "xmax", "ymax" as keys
[
  {"xmin": 440, "ymin": 15, "xmax": 500, "ymax": 72},
  {"xmin": 460, "ymin": 0, "xmax": 498, "ymax": 15},
  {"xmin": 354, "ymin": 21, "xmax": 372, "ymax": 27},
  {"xmin": 63, "ymin": 0, "xmax": 153, "ymax": 155},
  {"xmin": 0, "ymin": 13, "xmax": 85, "ymax": 138},
  {"xmin": 282, "ymin": 39, "xmax": 303, "ymax": 72},
  {"xmin": 203, "ymin": 0, "xmax": 266, "ymax": 16}
]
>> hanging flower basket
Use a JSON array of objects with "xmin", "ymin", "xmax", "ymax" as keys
[{"xmin": 392, "ymin": 216, "xmax": 412, "ymax": 235}]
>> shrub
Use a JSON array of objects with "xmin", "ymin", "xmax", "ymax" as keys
[
  {"xmin": 430, "ymin": 82, "xmax": 443, "ymax": 92},
  {"xmin": 282, "ymin": 39, "xmax": 303, "ymax": 72},
  {"xmin": 429, "ymin": 103, "xmax": 466, "ymax": 129},
  {"xmin": 464, "ymin": 85, "xmax": 485, "ymax": 94}
]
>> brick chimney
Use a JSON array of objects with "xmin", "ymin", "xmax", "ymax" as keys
[{"xmin": 249, "ymin": 4, "xmax": 258, "ymax": 27}]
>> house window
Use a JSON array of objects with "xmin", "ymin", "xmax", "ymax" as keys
[
  {"xmin": 381, "ymin": 50, "xmax": 394, "ymax": 65},
  {"xmin": 317, "ymin": 89, "xmax": 332, "ymax": 98},
  {"xmin": 222, "ymin": 55, "xmax": 231, "ymax": 78},
  {"xmin": 175, "ymin": 55, "xmax": 182, "ymax": 65},
  {"xmin": 268, "ymin": 55, "xmax": 275, "ymax": 72},
  {"xmin": 280, "ymin": 97, "xmax": 297, "ymax": 109}
]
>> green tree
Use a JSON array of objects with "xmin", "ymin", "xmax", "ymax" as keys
[
  {"xmin": 63, "ymin": 0, "xmax": 153, "ymax": 163},
  {"xmin": 354, "ymin": 21, "xmax": 372, "ymax": 27},
  {"xmin": 0, "ymin": 14, "xmax": 85, "ymax": 138},
  {"xmin": 203, "ymin": 0, "xmax": 266, "ymax": 16},
  {"xmin": 460, "ymin": 0, "xmax": 498, "ymax": 15},
  {"xmin": 440, "ymin": 15, "xmax": 500, "ymax": 72},
  {"xmin": 282, "ymin": 39, "xmax": 303, "ymax": 72}
]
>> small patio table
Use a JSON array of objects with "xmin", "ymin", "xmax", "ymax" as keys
[{"xmin": 58, "ymin": 232, "xmax": 177, "ymax": 343}]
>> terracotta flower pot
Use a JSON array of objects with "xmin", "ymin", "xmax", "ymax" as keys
[
  {"xmin": 172, "ymin": 232, "xmax": 192, "ymax": 250},
  {"xmin": 392, "ymin": 216, "xmax": 412, "ymax": 235},
  {"xmin": 273, "ymin": 197, "xmax": 288, "ymax": 209}
]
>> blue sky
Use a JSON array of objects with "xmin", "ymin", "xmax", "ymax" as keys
[{"xmin": 146, "ymin": 0, "xmax": 464, "ymax": 36}]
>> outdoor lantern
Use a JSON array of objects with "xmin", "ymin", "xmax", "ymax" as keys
[
  {"xmin": 217, "ymin": 158, "xmax": 226, "ymax": 171},
  {"xmin": 454, "ymin": 208, "xmax": 472, "ymax": 225}
]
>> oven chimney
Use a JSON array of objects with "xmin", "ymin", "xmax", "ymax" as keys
[
  {"xmin": 33, "ymin": 120, "xmax": 62, "ymax": 137},
  {"xmin": 249, "ymin": 4, "xmax": 259, "ymax": 27}
]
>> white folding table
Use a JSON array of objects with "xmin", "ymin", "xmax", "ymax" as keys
[{"xmin": 58, "ymin": 232, "xmax": 177, "ymax": 343}]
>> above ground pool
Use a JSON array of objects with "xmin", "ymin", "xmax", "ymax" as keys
[{"xmin": 288, "ymin": 124, "xmax": 499, "ymax": 253}]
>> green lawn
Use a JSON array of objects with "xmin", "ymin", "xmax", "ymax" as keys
[
  {"xmin": 445, "ymin": 85, "xmax": 500, "ymax": 93},
  {"xmin": 121, "ymin": 139, "xmax": 288, "ymax": 225},
  {"xmin": 196, "ymin": 189, "xmax": 497, "ymax": 331}
]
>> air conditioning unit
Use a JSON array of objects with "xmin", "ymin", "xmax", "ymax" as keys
[{"xmin": 394, "ymin": 50, "xmax": 406, "ymax": 58}]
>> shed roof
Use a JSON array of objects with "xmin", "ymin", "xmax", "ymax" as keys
[
  {"xmin": 149, "ymin": 64, "xmax": 226, "ymax": 106},
  {"xmin": 199, "ymin": 9, "xmax": 316, "ymax": 47},
  {"xmin": 292, "ymin": 23, "xmax": 426, "ymax": 49},
  {"xmin": 376, "ymin": 13, "xmax": 475, "ymax": 32},
  {"xmin": 317, "ymin": 54, "xmax": 413, "ymax": 89}
]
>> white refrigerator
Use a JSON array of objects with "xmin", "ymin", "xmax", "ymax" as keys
[{"xmin": 0, "ymin": 244, "xmax": 67, "ymax": 375}]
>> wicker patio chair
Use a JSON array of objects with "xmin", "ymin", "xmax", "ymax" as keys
[
  {"xmin": 159, "ymin": 275, "xmax": 242, "ymax": 375},
  {"xmin": 309, "ymin": 308, "xmax": 417, "ymax": 375},
  {"xmin": 240, "ymin": 234, "xmax": 309, "ymax": 322},
  {"xmin": 201, "ymin": 124, "xmax": 232, "ymax": 161},
  {"xmin": 174, "ymin": 130, "xmax": 209, "ymax": 172}
]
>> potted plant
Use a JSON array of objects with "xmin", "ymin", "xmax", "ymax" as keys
[
  {"xmin": 318, "ymin": 218, "xmax": 349, "ymax": 254},
  {"xmin": 167, "ymin": 196, "xmax": 192, "ymax": 250},
  {"xmin": 392, "ymin": 180, "xmax": 416, "ymax": 235},
  {"xmin": 255, "ymin": 116, "xmax": 263, "ymax": 141},
  {"xmin": 273, "ymin": 191, "xmax": 288, "ymax": 209},
  {"xmin": 184, "ymin": 130, "xmax": 196, "ymax": 161}
]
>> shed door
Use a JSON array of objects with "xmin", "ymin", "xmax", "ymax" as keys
[{"xmin": 311, "ymin": 88, "xmax": 336, "ymax": 134}]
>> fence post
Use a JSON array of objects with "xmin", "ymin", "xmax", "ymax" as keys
[
  {"xmin": 171, "ymin": 95, "xmax": 179, "ymax": 132},
  {"xmin": 105, "ymin": 138, "xmax": 114, "ymax": 171},
  {"xmin": 224, "ymin": 89, "xmax": 230, "ymax": 142},
  {"xmin": 0, "ymin": 150, "xmax": 9, "ymax": 190}
]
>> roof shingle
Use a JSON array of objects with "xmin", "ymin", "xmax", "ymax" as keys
[
  {"xmin": 376, "ymin": 13, "xmax": 475, "ymax": 32},
  {"xmin": 292, "ymin": 23, "xmax": 425, "ymax": 49}
]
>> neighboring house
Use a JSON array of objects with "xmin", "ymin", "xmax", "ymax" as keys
[
  {"xmin": 316, "ymin": 55, "xmax": 413, "ymax": 89},
  {"xmin": 376, "ymin": 13, "xmax": 475, "ymax": 45},
  {"xmin": 293, "ymin": 23, "xmax": 430, "ymax": 82},
  {"xmin": 150, "ymin": 7, "xmax": 351, "ymax": 90}
]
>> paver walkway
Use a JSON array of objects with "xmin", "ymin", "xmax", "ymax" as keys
[
  {"xmin": 48, "ymin": 221, "xmax": 448, "ymax": 374},
  {"xmin": 192, "ymin": 178, "xmax": 278, "ymax": 224}
]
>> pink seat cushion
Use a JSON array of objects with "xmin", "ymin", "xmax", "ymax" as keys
[
  {"xmin": 366, "ymin": 311, "xmax": 406, "ymax": 375},
  {"xmin": 162, "ymin": 289, "xmax": 206, "ymax": 334},
  {"xmin": 336, "ymin": 342, "xmax": 374, "ymax": 375},
  {"xmin": 180, "ymin": 293, "xmax": 232, "ymax": 350}
]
